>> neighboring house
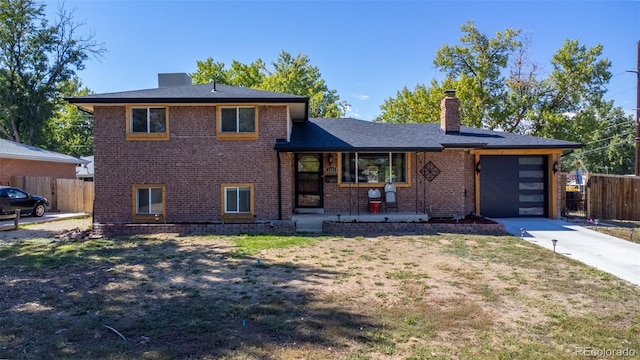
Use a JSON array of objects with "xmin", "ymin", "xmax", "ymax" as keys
[
  {"xmin": 76, "ymin": 156, "xmax": 94, "ymax": 181},
  {"xmin": 0, "ymin": 138, "xmax": 89, "ymax": 185},
  {"xmin": 65, "ymin": 73, "xmax": 581, "ymax": 233}
]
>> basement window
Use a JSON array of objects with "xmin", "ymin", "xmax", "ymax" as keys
[
  {"xmin": 132, "ymin": 184, "xmax": 165, "ymax": 222},
  {"xmin": 221, "ymin": 183, "xmax": 254, "ymax": 221}
]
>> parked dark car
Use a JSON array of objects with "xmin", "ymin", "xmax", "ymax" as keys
[{"xmin": 0, "ymin": 186, "xmax": 49, "ymax": 217}]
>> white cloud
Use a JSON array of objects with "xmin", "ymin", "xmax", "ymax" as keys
[
  {"xmin": 345, "ymin": 105, "xmax": 360, "ymax": 118},
  {"xmin": 352, "ymin": 93, "xmax": 370, "ymax": 101}
]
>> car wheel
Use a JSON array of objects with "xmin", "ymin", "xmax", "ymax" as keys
[{"xmin": 33, "ymin": 203, "xmax": 46, "ymax": 217}]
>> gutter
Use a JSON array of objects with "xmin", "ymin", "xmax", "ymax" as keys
[
  {"xmin": 64, "ymin": 97, "xmax": 309, "ymax": 105},
  {"xmin": 273, "ymin": 145, "xmax": 445, "ymax": 152}
]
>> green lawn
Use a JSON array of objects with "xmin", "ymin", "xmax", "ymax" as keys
[{"xmin": 0, "ymin": 226, "xmax": 638, "ymax": 359}]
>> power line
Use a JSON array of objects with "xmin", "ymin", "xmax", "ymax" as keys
[
  {"xmin": 580, "ymin": 131, "xmax": 632, "ymax": 146},
  {"xmin": 570, "ymin": 139, "xmax": 634, "ymax": 156}
]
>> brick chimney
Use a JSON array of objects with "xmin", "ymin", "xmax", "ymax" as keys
[{"xmin": 440, "ymin": 90, "xmax": 460, "ymax": 134}]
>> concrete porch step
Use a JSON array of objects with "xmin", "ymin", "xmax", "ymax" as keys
[
  {"xmin": 294, "ymin": 208, "xmax": 324, "ymax": 214},
  {"xmin": 292, "ymin": 214, "xmax": 326, "ymax": 233}
]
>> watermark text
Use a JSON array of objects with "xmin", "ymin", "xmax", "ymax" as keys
[{"xmin": 575, "ymin": 347, "xmax": 637, "ymax": 357}]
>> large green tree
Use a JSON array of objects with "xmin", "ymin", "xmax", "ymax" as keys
[
  {"xmin": 378, "ymin": 22, "xmax": 630, "ymax": 174},
  {"xmin": 433, "ymin": 21, "xmax": 522, "ymax": 129},
  {"xmin": 560, "ymin": 105, "xmax": 635, "ymax": 175},
  {"xmin": 378, "ymin": 21, "xmax": 523, "ymax": 129},
  {"xmin": 0, "ymin": 0, "xmax": 104, "ymax": 145},
  {"xmin": 533, "ymin": 40, "xmax": 612, "ymax": 139},
  {"xmin": 190, "ymin": 51, "xmax": 348, "ymax": 118},
  {"xmin": 191, "ymin": 58, "xmax": 266, "ymax": 88},
  {"xmin": 42, "ymin": 77, "xmax": 93, "ymax": 157}
]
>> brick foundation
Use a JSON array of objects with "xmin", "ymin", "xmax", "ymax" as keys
[
  {"xmin": 93, "ymin": 221, "xmax": 296, "ymax": 237},
  {"xmin": 323, "ymin": 220, "xmax": 506, "ymax": 236}
]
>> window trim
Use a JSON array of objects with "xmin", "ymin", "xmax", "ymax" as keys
[
  {"xmin": 338, "ymin": 152, "xmax": 411, "ymax": 188},
  {"xmin": 131, "ymin": 184, "xmax": 166, "ymax": 222},
  {"xmin": 216, "ymin": 105, "xmax": 259, "ymax": 140},
  {"xmin": 126, "ymin": 105, "xmax": 170, "ymax": 141},
  {"xmin": 220, "ymin": 183, "xmax": 255, "ymax": 221}
]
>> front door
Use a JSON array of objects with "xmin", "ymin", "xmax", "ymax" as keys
[{"xmin": 295, "ymin": 153, "xmax": 323, "ymax": 208}]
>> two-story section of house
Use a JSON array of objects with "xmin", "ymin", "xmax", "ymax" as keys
[
  {"xmin": 67, "ymin": 73, "xmax": 307, "ymax": 230},
  {"xmin": 67, "ymin": 73, "xmax": 581, "ymax": 236}
]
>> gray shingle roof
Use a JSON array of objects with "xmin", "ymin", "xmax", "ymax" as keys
[
  {"xmin": 274, "ymin": 118, "xmax": 582, "ymax": 152},
  {"xmin": 0, "ymin": 139, "xmax": 89, "ymax": 164},
  {"xmin": 65, "ymin": 83, "xmax": 309, "ymax": 121},
  {"xmin": 65, "ymin": 83, "xmax": 307, "ymax": 103}
]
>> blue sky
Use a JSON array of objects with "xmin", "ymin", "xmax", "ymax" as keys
[{"xmin": 46, "ymin": 0, "xmax": 639, "ymax": 121}]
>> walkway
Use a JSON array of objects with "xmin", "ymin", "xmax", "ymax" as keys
[{"xmin": 498, "ymin": 218, "xmax": 640, "ymax": 287}]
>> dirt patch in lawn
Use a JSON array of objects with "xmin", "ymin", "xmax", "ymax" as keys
[
  {"xmin": 0, "ymin": 218, "xmax": 92, "ymax": 241},
  {"xmin": 0, "ymin": 218, "xmax": 639, "ymax": 359}
]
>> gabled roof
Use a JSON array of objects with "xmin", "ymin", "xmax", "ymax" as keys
[
  {"xmin": 274, "ymin": 118, "xmax": 582, "ymax": 152},
  {"xmin": 65, "ymin": 83, "xmax": 309, "ymax": 121},
  {"xmin": 0, "ymin": 138, "xmax": 90, "ymax": 164}
]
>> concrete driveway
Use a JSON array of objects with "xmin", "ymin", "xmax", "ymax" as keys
[{"xmin": 497, "ymin": 218, "xmax": 640, "ymax": 287}]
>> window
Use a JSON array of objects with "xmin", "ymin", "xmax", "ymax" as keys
[
  {"xmin": 221, "ymin": 184, "xmax": 254, "ymax": 220},
  {"xmin": 217, "ymin": 106, "xmax": 258, "ymax": 140},
  {"xmin": 341, "ymin": 153, "xmax": 408, "ymax": 185},
  {"xmin": 127, "ymin": 106, "xmax": 169, "ymax": 140},
  {"xmin": 6, "ymin": 188, "xmax": 28, "ymax": 199},
  {"xmin": 132, "ymin": 185, "xmax": 165, "ymax": 221}
]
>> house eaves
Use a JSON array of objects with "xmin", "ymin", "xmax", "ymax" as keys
[{"xmin": 65, "ymin": 83, "xmax": 310, "ymax": 121}]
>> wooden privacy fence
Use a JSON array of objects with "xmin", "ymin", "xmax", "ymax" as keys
[
  {"xmin": 587, "ymin": 174, "xmax": 640, "ymax": 221},
  {"xmin": 10, "ymin": 176, "xmax": 94, "ymax": 214}
]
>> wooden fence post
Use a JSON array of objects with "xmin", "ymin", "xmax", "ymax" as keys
[{"xmin": 13, "ymin": 209, "xmax": 20, "ymax": 230}]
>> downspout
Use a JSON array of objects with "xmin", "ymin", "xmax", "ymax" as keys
[
  {"xmin": 415, "ymin": 152, "xmax": 419, "ymax": 214},
  {"xmin": 277, "ymin": 151, "xmax": 282, "ymax": 220}
]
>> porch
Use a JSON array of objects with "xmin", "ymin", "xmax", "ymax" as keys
[
  {"xmin": 292, "ymin": 212, "xmax": 430, "ymax": 233},
  {"xmin": 291, "ymin": 212, "xmax": 505, "ymax": 236}
]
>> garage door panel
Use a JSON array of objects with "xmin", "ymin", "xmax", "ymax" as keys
[{"xmin": 480, "ymin": 155, "xmax": 547, "ymax": 218}]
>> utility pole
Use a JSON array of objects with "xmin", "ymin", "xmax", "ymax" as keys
[
  {"xmin": 626, "ymin": 41, "xmax": 639, "ymax": 176},
  {"xmin": 636, "ymin": 40, "xmax": 640, "ymax": 176}
]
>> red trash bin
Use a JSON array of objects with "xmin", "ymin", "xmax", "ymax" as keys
[{"xmin": 369, "ymin": 201, "xmax": 381, "ymax": 214}]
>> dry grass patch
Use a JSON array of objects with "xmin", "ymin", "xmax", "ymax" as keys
[
  {"xmin": 0, "ymin": 218, "xmax": 638, "ymax": 359},
  {"xmin": 586, "ymin": 225, "xmax": 640, "ymax": 244}
]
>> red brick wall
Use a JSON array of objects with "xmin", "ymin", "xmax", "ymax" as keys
[
  {"xmin": 420, "ymin": 150, "xmax": 474, "ymax": 218},
  {"xmin": 319, "ymin": 150, "xmax": 475, "ymax": 218},
  {"xmin": 93, "ymin": 105, "xmax": 291, "ymax": 224},
  {"xmin": 440, "ymin": 95, "xmax": 461, "ymax": 133},
  {"xmin": 0, "ymin": 158, "xmax": 77, "ymax": 185}
]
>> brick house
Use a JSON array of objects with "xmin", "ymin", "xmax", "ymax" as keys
[
  {"xmin": 66, "ymin": 73, "xmax": 580, "ymax": 234},
  {"xmin": 0, "ymin": 138, "xmax": 89, "ymax": 185}
]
